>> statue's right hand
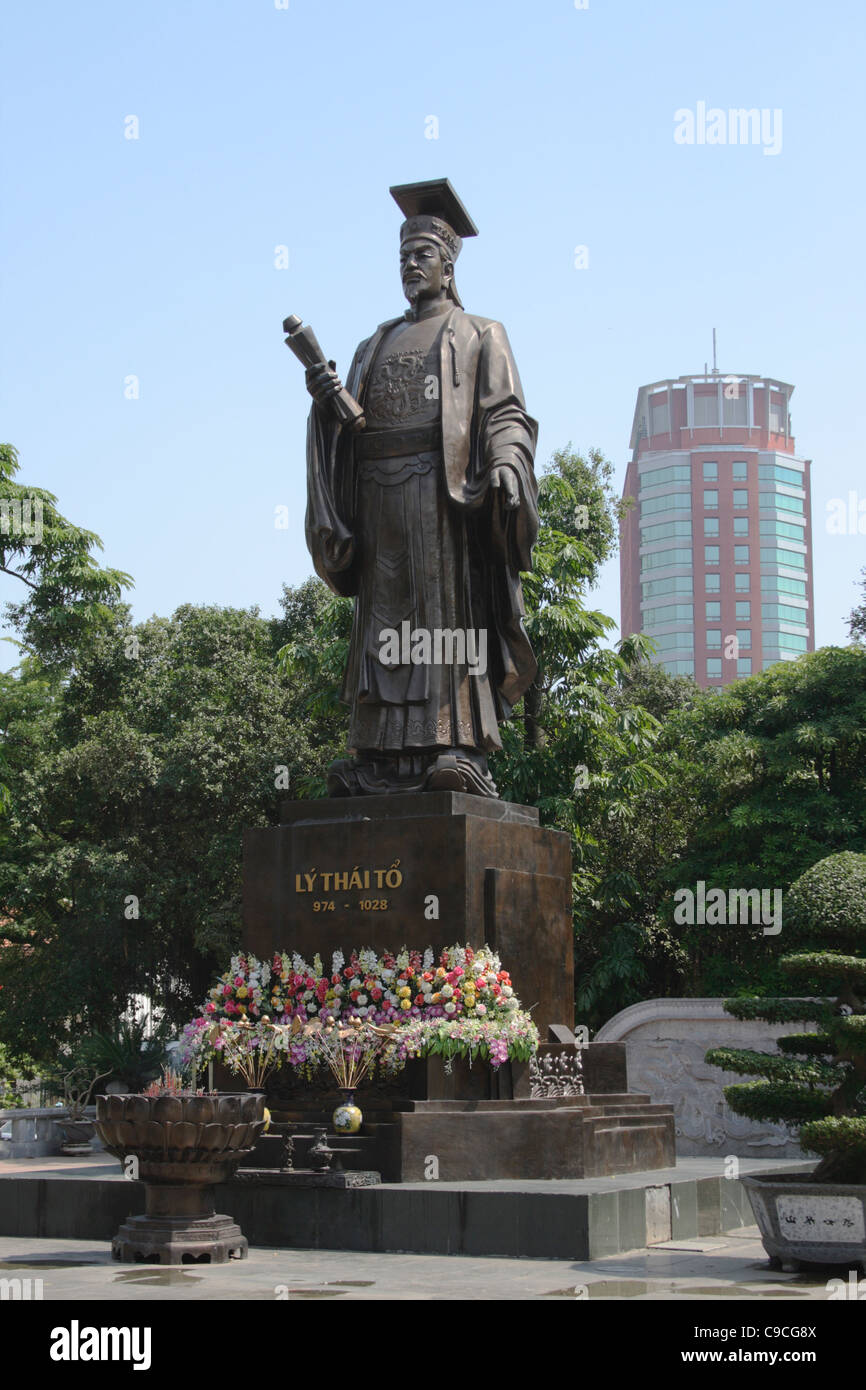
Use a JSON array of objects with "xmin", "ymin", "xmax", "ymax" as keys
[{"xmin": 305, "ymin": 360, "xmax": 343, "ymax": 405}]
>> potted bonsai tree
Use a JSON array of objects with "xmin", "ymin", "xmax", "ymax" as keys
[{"xmin": 706, "ymin": 851, "xmax": 866, "ymax": 1270}]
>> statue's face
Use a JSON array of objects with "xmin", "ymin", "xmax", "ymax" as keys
[{"xmin": 400, "ymin": 236, "xmax": 451, "ymax": 304}]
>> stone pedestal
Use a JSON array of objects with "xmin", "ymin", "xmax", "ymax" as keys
[
  {"xmin": 242, "ymin": 794, "xmax": 676, "ymax": 1182},
  {"xmin": 243, "ymin": 792, "xmax": 574, "ymax": 1038}
]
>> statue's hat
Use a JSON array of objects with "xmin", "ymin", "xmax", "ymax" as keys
[{"xmin": 390, "ymin": 178, "xmax": 478, "ymax": 263}]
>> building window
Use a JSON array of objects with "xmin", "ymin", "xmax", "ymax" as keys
[
  {"xmin": 735, "ymin": 573, "xmax": 750, "ymax": 592},
  {"xmin": 733, "ymin": 517, "xmax": 749, "ymax": 536},
  {"xmin": 762, "ymin": 574, "xmax": 806, "ymax": 597},
  {"xmin": 643, "ymin": 603, "xmax": 694, "ymax": 628},
  {"xmin": 760, "ymin": 546, "xmax": 805, "ymax": 569},
  {"xmin": 706, "ymin": 658, "xmax": 722, "ymax": 678},
  {"xmin": 640, "ymin": 520, "xmax": 693, "ymax": 544},
  {"xmin": 734, "ymin": 545, "xmax": 750, "ymax": 565},
  {"xmin": 706, "ymin": 629, "xmax": 721, "ymax": 649},
  {"xmin": 733, "ymin": 489, "xmax": 749, "ymax": 508},
  {"xmin": 768, "ymin": 399, "xmax": 787, "ymax": 433},
  {"xmin": 642, "ymin": 575, "xmax": 694, "ymax": 600},
  {"xmin": 736, "ymin": 601, "xmax": 751, "ymax": 620},
  {"xmin": 640, "ymin": 547, "xmax": 693, "ymax": 572},
  {"xmin": 704, "ymin": 545, "xmax": 720, "ymax": 565},
  {"xmin": 653, "ymin": 630, "xmax": 695, "ymax": 652},
  {"xmin": 723, "ymin": 392, "xmax": 748, "ymax": 426},
  {"xmin": 650, "ymin": 400, "xmax": 670, "ymax": 436},
  {"xmin": 694, "ymin": 393, "xmax": 719, "ymax": 427},
  {"xmin": 705, "ymin": 573, "xmax": 721, "ymax": 593},
  {"xmin": 761, "ymin": 518, "xmax": 806, "ymax": 540},
  {"xmin": 758, "ymin": 463, "xmax": 803, "ymax": 487},
  {"xmin": 703, "ymin": 489, "xmax": 719, "ymax": 509},
  {"xmin": 732, "ymin": 460, "xmax": 748, "ymax": 481},
  {"xmin": 760, "ymin": 492, "xmax": 805, "ymax": 515},
  {"xmin": 762, "ymin": 603, "xmax": 808, "ymax": 626},
  {"xmin": 640, "ymin": 463, "xmax": 692, "ymax": 491},
  {"xmin": 737, "ymin": 658, "xmax": 752, "ymax": 676},
  {"xmin": 705, "ymin": 602, "xmax": 721, "ymax": 620},
  {"xmin": 702, "ymin": 461, "xmax": 718, "ymax": 481},
  {"xmin": 736, "ymin": 629, "xmax": 752, "ymax": 649},
  {"xmin": 704, "ymin": 517, "xmax": 719, "ymax": 537},
  {"xmin": 640, "ymin": 493, "xmax": 692, "ymax": 517}
]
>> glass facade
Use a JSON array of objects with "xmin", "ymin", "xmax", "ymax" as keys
[{"xmin": 641, "ymin": 547, "xmax": 693, "ymax": 570}]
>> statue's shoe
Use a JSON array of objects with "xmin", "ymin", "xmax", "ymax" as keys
[{"xmin": 426, "ymin": 753, "xmax": 463, "ymax": 791}]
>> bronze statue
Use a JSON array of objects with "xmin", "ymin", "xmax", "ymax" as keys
[{"xmin": 296, "ymin": 179, "xmax": 538, "ymax": 798}]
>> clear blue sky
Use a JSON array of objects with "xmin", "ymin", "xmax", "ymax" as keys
[{"xmin": 2, "ymin": 0, "xmax": 864, "ymax": 660}]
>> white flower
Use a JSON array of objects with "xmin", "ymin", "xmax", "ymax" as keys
[
  {"xmin": 475, "ymin": 1004, "xmax": 487, "ymax": 1016},
  {"xmin": 441, "ymin": 984, "xmax": 454, "ymax": 999},
  {"xmin": 333, "ymin": 984, "xmax": 344, "ymax": 997},
  {"xmin": 501, "ymin": 985, "xmax": 514, "ymax": 998},
  {"xmin": 357, "ymin": 994, "xmax": 368, "ymax": 1006},
  {"xmin": 381, "ymin": 968, "xmax": 395, "ymax": 982},
  {"xmin": 505, "ymin": 997, "xmax": 518, "ymax": 1010},
  {"xmin": 302, "ymin": 989, "xmax": 314, "ymax": 1001},
  {"xmin": 444, "ymin": 1002, "xmax": 457, "ymax": 1015},
  {"xmin": 332, "ymin": 949, "xmax": 345, "ymax": 974},
  {"xmin": 306, "ymin": 1001, "xmax": 317, "ymax": 1013},
  {"xmin": 422, "ymin": 948, "xmax": 434, "ymax": 971}
]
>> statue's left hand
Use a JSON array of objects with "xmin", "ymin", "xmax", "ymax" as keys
[{"xmin": 490, "ymin": 465, "xmax": 520, "ymax": 510}]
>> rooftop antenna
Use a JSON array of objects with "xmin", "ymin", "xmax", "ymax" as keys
[{"xmin": 712, "ymin": 327, "xmax": 718, "ymax": 375}]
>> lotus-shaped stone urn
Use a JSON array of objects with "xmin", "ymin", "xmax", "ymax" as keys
[{"xmin": 95, "ymin": 1092, "xmax": 266, "ymax": 1264}]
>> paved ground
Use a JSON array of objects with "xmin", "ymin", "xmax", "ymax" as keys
[{"xmin": 0, "ymin": 1230, "xmax": 857, "ymax": 1300}]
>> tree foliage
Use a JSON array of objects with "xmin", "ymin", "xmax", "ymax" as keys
[{"xmin": 707, "ymin": 852, "xmax": 866, "ymax": 1182}]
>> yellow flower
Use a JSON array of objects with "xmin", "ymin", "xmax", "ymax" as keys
[
  {"xmin": 400, "ymin": 999, "xmax": 412, "ymax": 1011},
  {"xmin": 398, "ymin": 986, "xmax": 411, "ymax": 998},
  {"xmin": 237, "ymin": 985, "xmax": 248, "ymax": 999}
]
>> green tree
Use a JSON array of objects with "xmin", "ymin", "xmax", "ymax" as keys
[
  {"xmin": 849, "ymin": 566, "xmax": 866, "ymax": 644},
  {"xmin": 707, "ymin": 852, "xmax": 866, "ymax": 1183},
  {"xmin": 0, "ymin": 443, "xmax": 132, "ymax": 669},
  {"xmin": 0, "ymin": 595, "xmax": 337, "ymax": 1059},
  {"xmin": 653, "ymin": 647, "xmax": 866, "ymax": 999}
]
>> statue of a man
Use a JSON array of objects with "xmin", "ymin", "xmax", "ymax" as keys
[{"xmin": 304, "ymin": 179, "xmax": 538, "ymax": 798}]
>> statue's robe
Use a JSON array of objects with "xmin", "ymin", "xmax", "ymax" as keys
[{"xmin": 305, "ymin": 303, "xmax": 538, "ymax": 757}]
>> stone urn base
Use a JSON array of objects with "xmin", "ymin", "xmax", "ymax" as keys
[
  {"xmin": 112, "ymin": 1182, "xmax": 247, "ymax": 1265},
  {"xmin": 742, "ymin": 1171, "xmax": 866, "ymax": 1271}
]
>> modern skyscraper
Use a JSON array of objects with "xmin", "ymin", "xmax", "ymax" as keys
[{"xmin": 620, "ymin": 373, "xmax": 815, "ymax": 687}]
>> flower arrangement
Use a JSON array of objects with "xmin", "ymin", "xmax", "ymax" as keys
[
  {"xmin": 140, "ymin": 1066, "xmax": 211, "ymax": 1098},
  {"xmin": 179, "ymin": 944, "xmax": 538, "ymax": 1080},
  {"xmin": 305, "ymin": 1017, "xmax": 398, "ymax": 1090}
]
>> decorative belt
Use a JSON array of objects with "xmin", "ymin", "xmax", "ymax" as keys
[{"xmin": 355, "ymin": 423, "xmax": 441, "ymax": 460}]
